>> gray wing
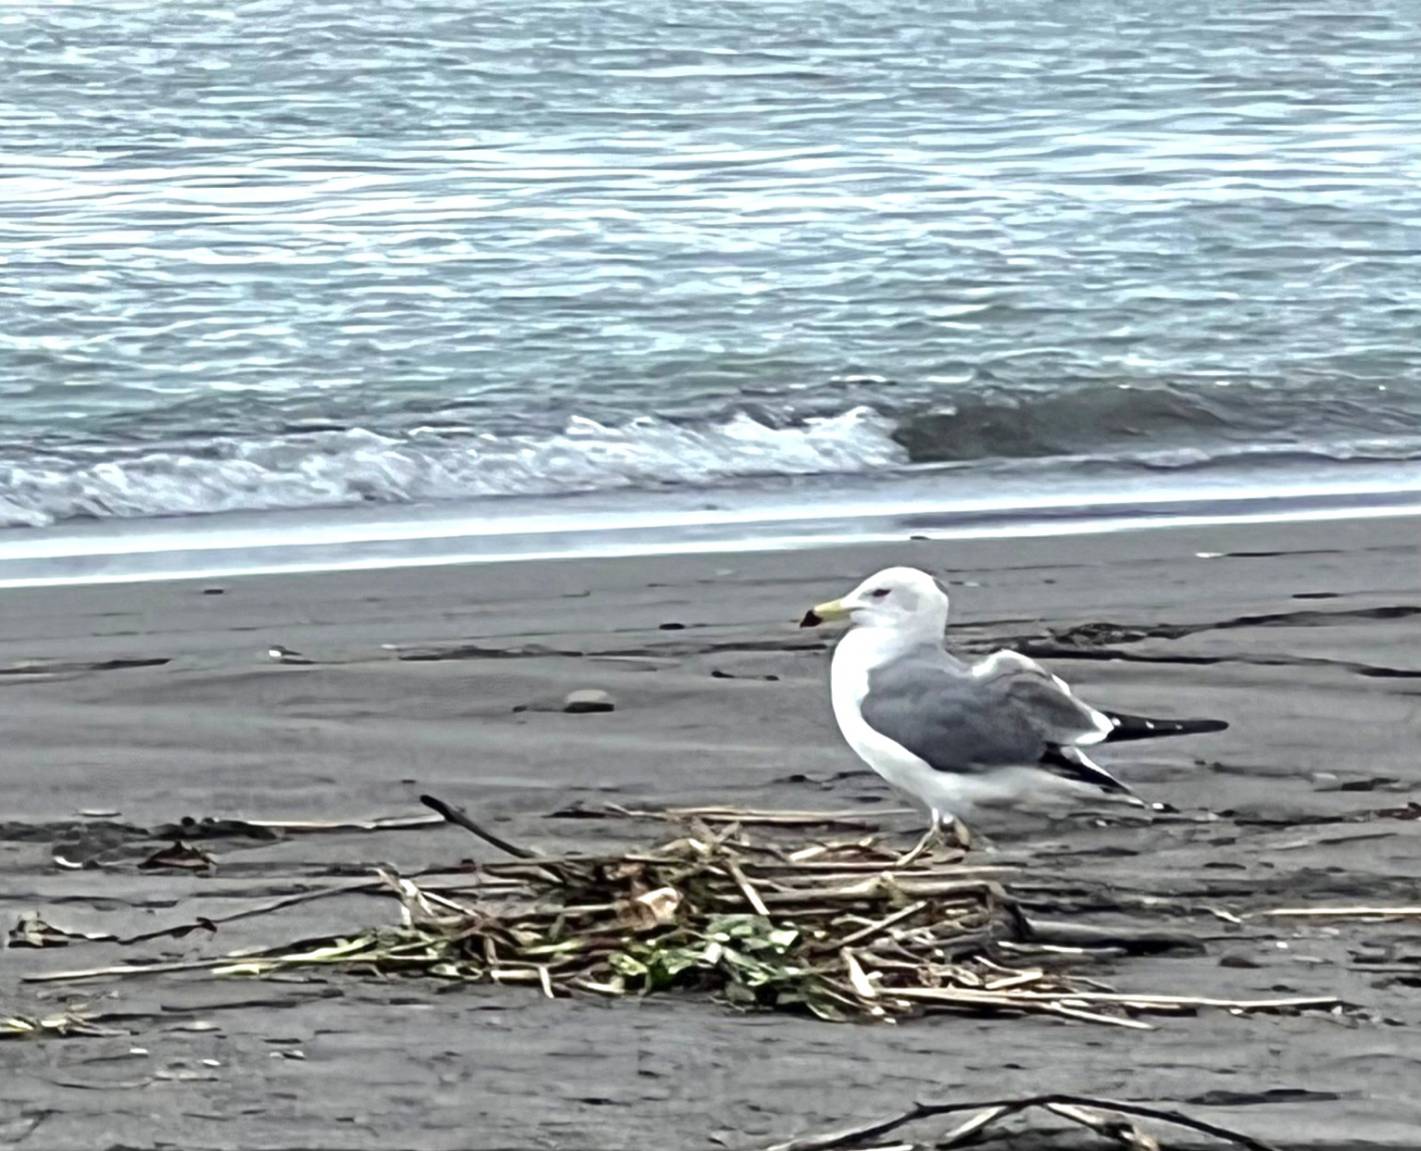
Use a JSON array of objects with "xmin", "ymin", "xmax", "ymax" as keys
[{"xmin": 860, "ymin": 646, "xmax": 1112, "ymax": 774}]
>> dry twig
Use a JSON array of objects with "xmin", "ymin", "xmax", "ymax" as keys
[{"xmin": 763, "ymin": 1093, "xmax": 1282, "ymax": 1151}]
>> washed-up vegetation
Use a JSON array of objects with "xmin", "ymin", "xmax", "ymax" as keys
[{"xmin": 23, "ymin": 795, "xmax": 1343, "ymax": 1031}]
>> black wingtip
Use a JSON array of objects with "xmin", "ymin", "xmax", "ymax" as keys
[
  {"xmin": 1187, "ymin": 718, "xmax": 1230, "ymax": 734},
  {"xmin": 799, "ymin": 609, "xmax": 823, "ymax": 628},
  {"xmin": 1103, "ymin": 712, "xmax": 1229, "ymax": 743},
  {"xmin": 1040, "ymin": 744, "xmax": 1136, "ymax": 796}
]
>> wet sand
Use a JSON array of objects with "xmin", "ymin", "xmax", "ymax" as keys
[{"xmin": 2, "ymin": 516, "xmax": 1420, "ymax": 1149}]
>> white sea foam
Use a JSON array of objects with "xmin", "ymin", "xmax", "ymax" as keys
[{"xmin": 0, "ymin": 407, "xmax": 906, "ymax": 528}]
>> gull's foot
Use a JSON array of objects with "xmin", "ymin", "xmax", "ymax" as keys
[
  {"xmin": 892, "ymin": 814, "xmax": 979, "ymax": 866},
  {"xmin": 892, "ymin": 824, "xmax": 940, "ymax": 868}
]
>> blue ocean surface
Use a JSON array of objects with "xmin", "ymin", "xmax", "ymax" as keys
[{"xmin": 2, "ymin": 0, "xmax": 1421, "ymax": 579}]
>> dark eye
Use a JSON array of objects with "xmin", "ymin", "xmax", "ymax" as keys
[{"xmin": 869, "ymin": 588, "xmax": 891, "ymax": 599}]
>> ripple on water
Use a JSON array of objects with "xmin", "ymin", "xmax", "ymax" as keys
[{"xmin": 1, "ymin": 0, "xmax": 1420, "ymax": 525}]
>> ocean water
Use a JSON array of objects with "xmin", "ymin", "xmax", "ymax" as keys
[{"xmin": 3, "ymin": 0, "xmax": 1421, "ymax": 556}]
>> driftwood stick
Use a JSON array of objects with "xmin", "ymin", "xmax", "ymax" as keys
[
  {"xmin": 892, "ymin": 987, "xmax": 1340, "ymax": 1012},
  {"xmin": 1019, "ymin": 915, "xmax": 1204, "ymax": 955},
  {"xmin": 1259, "ymin": 905, "xmax": 1421, "ymax": 919},
  {"xmin": 24, "ymin": 956, "xmax": 239, "ymax": 983},
  {"xmin": 763, "ymin": 1093, "xmax": 1282, "ymax": 1151},
  {"xmin": 608, "ymin": 803, "xmax": 906, "ymax": 828},
  {"xmin": 1045, "ymin": 1101, "xmax": 1160, "ymax": 1150},
  {"xmin": 763, "ymin": 1102, "xmax": 939, "ymax": 1151},
  {"xmin": 1027, "ymin": 1095, "xmax": 1279, "ymax": 1151},
  {"xmin": 419, "ymin": 794, "xmax": 540, "ymax": 861},
  {"xmin": 725, "ymin": 858, "xmax": 772, "ymax": 916},
  {"xmin": 243, "ymin": 813, "xmax": 445, "ymax": 833},
  {"xmin": 834, "ymin": 901, "xmax": 928, "ymax": 950},
  {"xmin": 116, "ymin": 879, "xmax": 384, "ymax": 946},
  {"xmin": 935, "ymin": 1104, "xmax": 1016, "ymax": 1148}
]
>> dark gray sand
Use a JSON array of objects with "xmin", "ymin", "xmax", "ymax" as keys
[{"xmin": 2, "ymin": 517, "xmax": 1420, "ymax": 1149}]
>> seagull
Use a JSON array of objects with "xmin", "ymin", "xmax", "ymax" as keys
[{"xmin": 799, "ymin": 566, "xmax": 1227, "ymax": 856}]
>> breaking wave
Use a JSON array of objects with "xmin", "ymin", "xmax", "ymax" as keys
[
  {"xmin": 0, "ymin": 407, "xmax": 906, "ymax": 528},
  {"xmin": 5, "ymin": 384, "xmax": 1421, "ymax": 530}
]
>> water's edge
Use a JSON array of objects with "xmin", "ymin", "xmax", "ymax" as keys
[{"xmin": 3, "ymin": 466, "xmax": 1417, "ymax": 588}]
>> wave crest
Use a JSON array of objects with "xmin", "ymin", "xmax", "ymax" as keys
[{"xmin": 0, "ymin": 407, "xmax": 905, "ymax": 528}]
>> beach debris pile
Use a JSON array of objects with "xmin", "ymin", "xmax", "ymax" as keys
[
  {"xmin": 219, "ymin": 813, "xmax": 1046, "ymax": 1026},
  {"xmin": 20, "ymin": 796, "xmax": 1344, "ymax": 1030}
]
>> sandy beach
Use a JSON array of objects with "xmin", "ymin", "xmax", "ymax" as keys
[{"xmin": 3, "ymin": 515, "xmax": 1420, "ymax": 1149}]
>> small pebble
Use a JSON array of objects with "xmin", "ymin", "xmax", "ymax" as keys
[{"xmin": 563, "ymin": 689, "xmax": 615, "ymax": 714}]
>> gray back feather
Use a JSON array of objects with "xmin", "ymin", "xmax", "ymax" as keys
[{"xmin": 861, "ymin": 645, "xmax": 1103, "ymax": 773}]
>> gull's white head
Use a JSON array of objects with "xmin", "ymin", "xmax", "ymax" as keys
[{"xmin": 800, "ymin": 566, "xmax": 949, "ymax": 638}]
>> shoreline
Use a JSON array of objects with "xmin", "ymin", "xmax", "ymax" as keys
[{"xmin": 3, "ymin": 464, "xmax": 1421, "ymax": 589}]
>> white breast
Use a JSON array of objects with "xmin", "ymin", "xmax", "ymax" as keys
[{"xmin": 829, "ymin": 629, "xmax": 943, "ymax": 805}]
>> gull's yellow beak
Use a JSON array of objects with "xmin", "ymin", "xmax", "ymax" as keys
[{"xmin": 799, "ymin": 597, "xmax": 849, "ymax": 628}]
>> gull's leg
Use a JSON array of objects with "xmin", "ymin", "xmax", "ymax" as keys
[
  {"xmin": 893, "ymin": 809, "xmax": 944, "ymax": 867},
  {"xmin": 947, "ymin": 814, "xmax": 974, "ymax": 852}
]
